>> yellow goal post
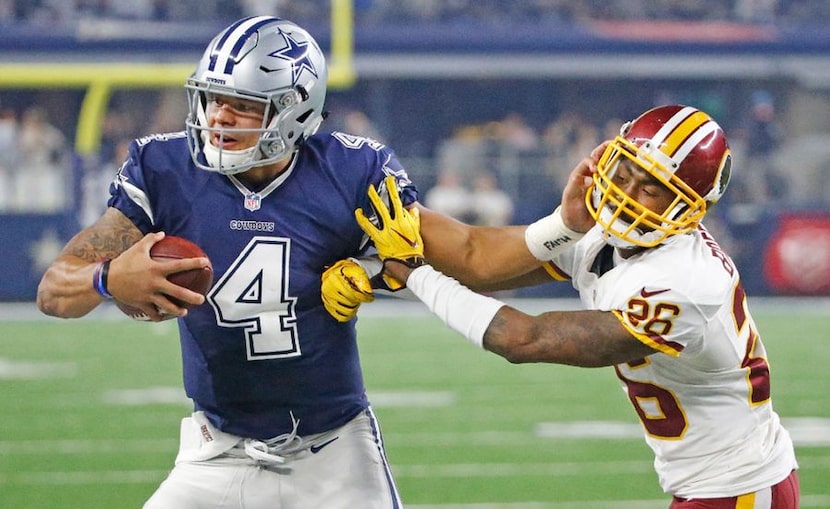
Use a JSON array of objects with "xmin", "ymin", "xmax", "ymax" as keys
[{"xmin": 0, "ymin": 0, "xmax": 356, "ymax": 156}]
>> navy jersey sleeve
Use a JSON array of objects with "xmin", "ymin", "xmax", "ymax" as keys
[
  {"xmin": 107, "ymin": 138, "xmax": 154, "ymax": 233},
  {"xmin": 107, "ymin": 131, "xmax": 196, "ymax": 234},
  {"xmin": 321, "ymin": 131, "xmax": 419, "ymax": 257},
  {"xmin": 325, "ymin": 131, "xmax": 418, "ymax": 203}
]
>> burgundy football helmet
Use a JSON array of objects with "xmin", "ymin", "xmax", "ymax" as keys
[{"xmin": 587, "ymin": 105, "xmax": 732, "ymax": 248}]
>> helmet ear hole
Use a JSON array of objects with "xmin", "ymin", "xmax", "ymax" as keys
[{"xmin": 295, "ymin": 110, "xmax": 313, "ymax": 124}]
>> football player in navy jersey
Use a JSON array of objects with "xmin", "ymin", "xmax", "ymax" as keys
[{"xmin": 36, "ymin": 16, "xmax": 551, "ymax": 509}]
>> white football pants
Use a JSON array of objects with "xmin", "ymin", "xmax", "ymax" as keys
[{"xmin": 143, "ymin": 408, "xmax": 403, "ymax": 509}]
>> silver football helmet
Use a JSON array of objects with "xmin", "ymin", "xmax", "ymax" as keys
[{"xmin": 185, "ymin": 16, "xmax": 327, "ymax": 175}]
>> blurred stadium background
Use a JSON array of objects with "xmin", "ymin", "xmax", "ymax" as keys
[{"xmin": 1, "ymin": 1, "xmax": 829, "ymax": 507}]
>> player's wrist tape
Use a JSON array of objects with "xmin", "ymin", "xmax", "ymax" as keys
[
  {"xmin": 371, "ymin": 257, "xmax": 426, "ymax": 292},
  {"xmin": 353, "ymin": 255, "xmax": 406, "ymax": 293},
  {"xmin": 351, "ymin": 256, "xmax": 382, "ymax": 278},
  {"xmin": 385, "ymin": 256, "xmax": 426, "ymax": 269},
  {"xmin": 525, "ymin": 206, "xmax": 585, "ymax": 261},
  {"xmin": 352, "ymin": 255, "xmax": 418, "ymax": 300},
  {"xmin": 406, "ymin": 265, "xmax": 503, "ymax": 349},
  {"xmin": 92, "ymin": 259, "xmax": 113, "ymax": 299}
]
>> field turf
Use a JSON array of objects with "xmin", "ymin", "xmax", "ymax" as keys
[{"xmin": 1, "ymin": 299, "xmax": 828, "ymax": 508}]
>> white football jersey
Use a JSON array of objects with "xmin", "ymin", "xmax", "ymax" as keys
[{"xmin": 546, "ymin": 225, "xmax": 797, "ymax": 498}]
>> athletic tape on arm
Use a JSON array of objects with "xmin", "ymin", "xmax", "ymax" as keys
[
  {"xmin": 524, "ymin": 206, "xmax": 585, "ymax": 261},
  {"xmin": 406, "ymin": 265, "xmax": 504, "ymax": 348}
]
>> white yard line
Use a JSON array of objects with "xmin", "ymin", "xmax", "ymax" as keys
[
  {"xmin": 2, "ymin": 415, "xmax": 829, "ymax": 452},
  {"xmin": 394, "ymin": 460, "xmax": 654, "ymax": 477},
  {"xmin": 0, "ymin": 438, "xmax": 177, "ymax": 455},
  {"xmin": 1, "ymin": 443, "xmax": 828, "ymax": 507}
]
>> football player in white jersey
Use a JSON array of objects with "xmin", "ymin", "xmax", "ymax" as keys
[{"xmin": 341, "ymin": 105, "xmax": 800, "ymax": 508}]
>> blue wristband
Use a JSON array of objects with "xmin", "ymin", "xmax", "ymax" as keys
[{"xmin": 93, "ymin": 260, "xmax": 113, "ymax": 299}]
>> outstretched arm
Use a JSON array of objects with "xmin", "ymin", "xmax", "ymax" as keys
[
  {"xmin": 417, "ymin": 145, "xmax": 601, "ymax": 289},
  {"xmin": 392, "ymin": 262, "xmax": 655, "ymax": 367},
  {"xmin": 321, "ymin": 142, "xmax": 607, "ymax": 322},
  {"xmin": 417, "ymin": 207, "xmax": 543, "ymax": 289},
  {"xmin": 355, "ymin": 171, "xmax": 655, "ymax": 367}
]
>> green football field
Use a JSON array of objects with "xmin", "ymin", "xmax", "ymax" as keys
[{"xmin": 1, "ymin": 299, "xmax": 829, "ymax": 508}]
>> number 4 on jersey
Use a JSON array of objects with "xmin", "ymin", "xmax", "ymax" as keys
[{"xmin": 209, "ymin": 237, "xmax": 300, "ymax": 360}]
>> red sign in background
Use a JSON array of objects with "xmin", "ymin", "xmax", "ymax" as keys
[{"xmin": 763, "ymin": 214, "xmax": 830, "ymax": 295}]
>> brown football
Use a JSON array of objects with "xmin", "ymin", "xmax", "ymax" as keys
[{"xmin": 115, "ymin": 236, "xmax": 213, "ymax": 320}]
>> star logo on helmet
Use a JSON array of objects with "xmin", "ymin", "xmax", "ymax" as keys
[{"xmin": 269, "ymin": 29, "xmax": 318, "ymax": 85}]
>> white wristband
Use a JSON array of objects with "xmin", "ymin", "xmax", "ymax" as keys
[
  {"xmin": 524, "ymin": 206, "xmax": 585, "ymax": 261},
  {"xmin": 406, "ymin": 265, "xmax": 504, "ymax": 348}
]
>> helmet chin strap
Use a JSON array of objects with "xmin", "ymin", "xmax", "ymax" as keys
[
  {"xmin": 201, "ymin": 131, "xmax": 259, "ymax": 175},
  {"xmin": 597, "ymin": 206, "xmax": 642, "ymax": 248},
  {"xmin": 597, "ymin": 205, "xmax": 669, "ymax": 248}
]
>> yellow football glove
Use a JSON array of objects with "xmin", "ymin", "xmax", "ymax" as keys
[
  {"xmin": 355, "ymin": 176, "xmax": 425, "ymax": 269},
  {"xmin": 321, "ymin": 259, "xmax": 375, "ymax": 322}
]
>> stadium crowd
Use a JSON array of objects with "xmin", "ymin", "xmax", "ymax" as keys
[
  {"xmin": 0, "ymin": 0, "xmax": 828, "ymax": 301},
  {"xmin": 0, "ymin": 0, "xmax": 829, "ymax": 25}
]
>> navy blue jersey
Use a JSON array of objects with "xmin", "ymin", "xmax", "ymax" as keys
[{"xmin": 108, "ymin": 130, "xmax": 418, "ymax": 440}]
